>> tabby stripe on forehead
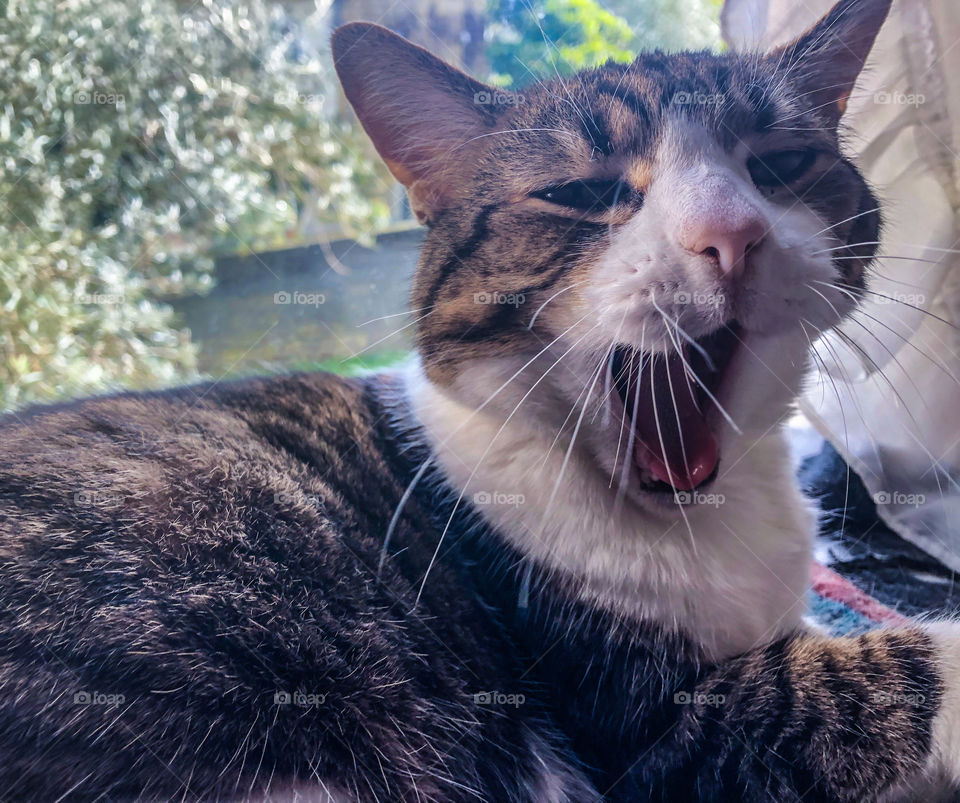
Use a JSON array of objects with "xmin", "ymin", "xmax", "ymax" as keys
[
  {"xmin": 424, "ymin": 204, "xmax": 497, "ymax": 311},
  {"xmin": 745, "ymin": 83, "xmax": 778, "ymax": 130},
  {"xmin": 593, "ymin": 86, "xmax": 651, "ymax": 127},
  {"xmin": 713, "ymin": 65, "xmax": 732, "ymax": 93},
  {"xmin": 580, "ymin": 112, "xmax": 612, "ymax": 157}
]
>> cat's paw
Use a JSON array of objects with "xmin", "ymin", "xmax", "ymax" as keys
[
  {"xmin": 877, "ymin": 623, "xmax": 960, "ymax": 801},
  {"xmin": 923, "ymin": 622, "xmax": 960, "ymax": 786}
]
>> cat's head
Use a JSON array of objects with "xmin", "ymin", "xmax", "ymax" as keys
[{"xmin": 333, "ymin": 0, "xmax": 888, "ymax": 508}]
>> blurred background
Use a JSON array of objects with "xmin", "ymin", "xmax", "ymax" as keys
[
  {"xmin": 0, "ymin": 0, "xmax": 721, "ymax": 412},
  {"xmin": 6, "ymin": 0, "xmax": 960, "ymax": 592}
]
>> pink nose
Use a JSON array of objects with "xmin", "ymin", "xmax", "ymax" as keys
[{"xmin": 676, "ymin": 178, "xmax": 766, "ymax": 278}]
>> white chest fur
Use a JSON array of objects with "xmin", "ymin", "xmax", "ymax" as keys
[{"xmin": 407, "ymin": 366, "xmax": 815, "ymax": 661}]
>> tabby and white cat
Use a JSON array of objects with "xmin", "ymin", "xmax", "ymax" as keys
[{"xmin": 1, "ymin": 0, "xmax": 958, "ymax": 799}]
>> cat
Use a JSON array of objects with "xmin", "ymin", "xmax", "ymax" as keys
[{"xmin": 1, "ymin": 0, "xmax": 958, "ymax": 799}]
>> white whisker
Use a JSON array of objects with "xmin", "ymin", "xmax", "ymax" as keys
[
  {"xmin": 648, "ymin": 352, "xmax": 698, "ymax": 555},
  {"xmin": 815, "ymin": 279, "xmax": 960, "ymax": 333},
  {"xmin": 357, "ymin": 305, "xmax": 434, "ymax": 327},
  {"xmin": 527, "ymin": 280, "xmax": 587, "ymax": 330},
  {"xmin": 614, "ymin": 324, "xmax": 646, "ymax": 507},
  {"xmin": 382, "ymin": 313, "xmax": 595, "ymax": 578},
  {"xmin": 540, "ymin": 335, "xmax": 612, "ymax": 526},
  {"xmin": 800, "ymin": 320, "xmax": 856, "ymax": 530},
  {"xmin": 809, "ymin": 206, "xmax": 882, "ymax": 240},
  {"xmin": 414, "ymin": 316, "xmax": 603, "ymax": 606},
  {"xmin": 344, "ymin": 310, "xmax": 434, "ymax": 362},
  {"xmin": 649, "ymin": 298, "xmax": 742, "ymax": 434}
]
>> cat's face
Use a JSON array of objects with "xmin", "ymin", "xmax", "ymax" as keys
[{"xmin": 334, "ymin": 0, "xmax": 888, "ymax": 508}]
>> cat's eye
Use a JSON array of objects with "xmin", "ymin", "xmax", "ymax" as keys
[
  {"xmin": 747, "ymin": 149, "xmax": 817, "ymax": 189},
  {"xmin": 531, "ymin": 178, "xmax": 629, "ymax": 213}
]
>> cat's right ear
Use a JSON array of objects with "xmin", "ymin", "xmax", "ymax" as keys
[
  {"xmin": 332, "ymin": 23, "xmax": 506, "ymax": 225},
  {"xmin": 765, "ymin": 0, "xmax": 892, "ymax": 122}
]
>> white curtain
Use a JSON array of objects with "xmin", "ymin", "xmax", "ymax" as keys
[{"xmin": 722, "ymin": 0, "xmax": 960, "ymax": 570}]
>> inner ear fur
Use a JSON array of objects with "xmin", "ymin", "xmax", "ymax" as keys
[
  {"xmin": 332, "ymin": 22, "xmax": 511, "ymax": 224},
  {"xmin": 766, "ymin": 0, "xmax": 892, "ymax": 121}
]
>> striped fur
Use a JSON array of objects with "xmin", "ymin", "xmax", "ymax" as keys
[
  {"xmin": 0, "ymin": 373, "xmax": 954, "ymax": 800},
  {"xmin": 4, "ymin": 0, "xmax": 960, "ymax": 800}
]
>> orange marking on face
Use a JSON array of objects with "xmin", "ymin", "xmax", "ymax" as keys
[{"xmin": 625, "ymin": 160, "xmax": 653, "ymax": 193}]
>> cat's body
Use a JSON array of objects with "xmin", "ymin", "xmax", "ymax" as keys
[
  {"xmin": 0, "ymin": 372, "xmax": 593, "ymax": 801},
  {"xmin": 0, "ymin": 369, "xmax": 944, "ymax": 802},
  {"xmin": 4, "ymin": 0, "xmax": 960, "ymax": 799}
]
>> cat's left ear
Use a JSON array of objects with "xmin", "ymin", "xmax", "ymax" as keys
[
  {"xmin": 332, "ymin": 23, "xmax": 509, "ymax": 225},
  {"xmin": 766, "ymin": 0, "xmax": 892, "ymax": 122}
]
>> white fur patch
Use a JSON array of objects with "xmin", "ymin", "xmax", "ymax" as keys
[
  {"xmin": 408, "ymin": 359, "xmax": 814, "ymax": 660},
  {"xmin": 581, "ymin": 119, "xmax": 854, "ymax": 359},
  {"xmin": 524, "ymin": 732, "xmax": 600, "ymax": 802}
]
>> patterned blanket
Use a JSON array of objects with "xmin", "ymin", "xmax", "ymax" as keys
[{"xmin": 809, "ymin": 561, "xmax": 907, "ymax": 635}]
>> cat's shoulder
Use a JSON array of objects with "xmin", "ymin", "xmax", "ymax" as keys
[
  {"xmin": 1, "ymin": 370, "xmax": 370, "ymax": 437},
  {"xmin": 0, "ymin": 370, "xmax": 405, "ymax": 552},
  {"xmin": 0, "ymin": 371, "xmax": 393, "ymax": 473}
]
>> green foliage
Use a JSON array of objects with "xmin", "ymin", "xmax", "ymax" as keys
[
  {"xmin": 486, "ymin": 0, "xmax": 721, "ymax": 87},
  {"xmin": 487, "ymin": 0, "xmax": 634, "ymax": 86},
  {"xmin": 0, "ymin": 0, "xmax": 388, "ymax": 411},
  {"xmin": 288, "ymin": 350, "xmax": 411, "ymax": 378}
]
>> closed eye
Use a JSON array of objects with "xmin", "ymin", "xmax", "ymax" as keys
[
  {"xmin": 531, "ymin": 178, "xmax": 633, "ymax": 213},
  {"xmin": 747, "ymin": 149, "xmax": 817, "ymax": 189}
]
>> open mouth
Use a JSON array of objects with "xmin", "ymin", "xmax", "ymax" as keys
[{"xmin": 611, "ymin": 323, "xmax": 741, "ymax": 493}]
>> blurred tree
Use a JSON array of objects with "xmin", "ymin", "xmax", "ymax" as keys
[
  {"xmin": 0, "ymin": 0, "xmax": 389, "ymax": 410},
  {"xmin": 486, "ymin": 0, "xmax": 634, "ymax": 86},
  {"xmin": 486, "ymin": 0, "xmax": 721, "ymax": 87}
]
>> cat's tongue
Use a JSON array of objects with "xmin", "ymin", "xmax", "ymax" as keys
[{"xmin": 629, "ymin": 353, "xmax": 718, "ymax": 491}]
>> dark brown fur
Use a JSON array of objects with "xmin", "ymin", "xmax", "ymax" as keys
[{"xmin": 0, "ymin": 374, "xmax": 591, "ymax": 800}]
